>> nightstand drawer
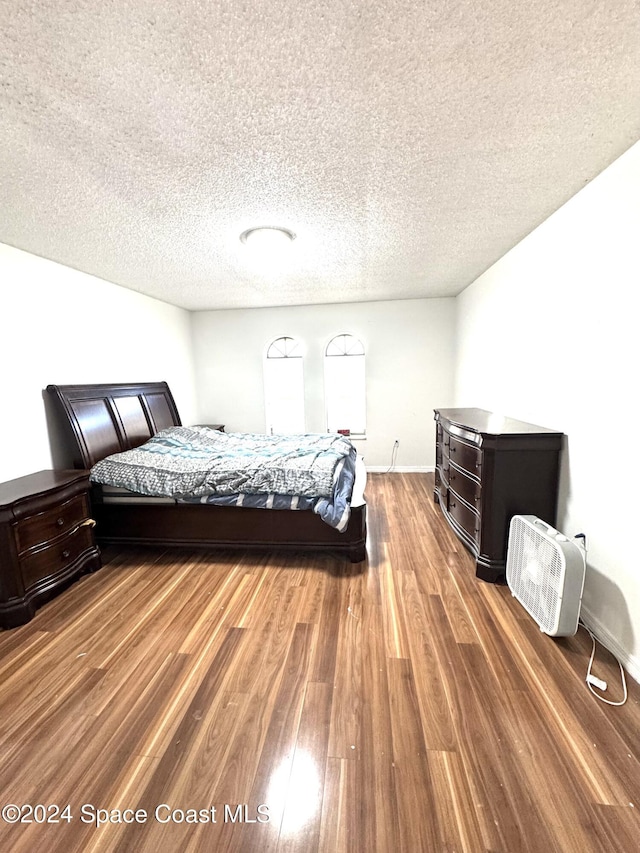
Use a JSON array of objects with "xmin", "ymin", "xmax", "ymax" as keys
[
  {"xmin": 15, "ymin": 494, "xmax": 89, "ymax": 554},
  {"xmin": 19, "ymin": 524, "xmax": 96, "ymax": 591}
]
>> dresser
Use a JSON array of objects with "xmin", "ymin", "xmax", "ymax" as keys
[
  {"xmin": 434, "ymin": 408, "xmax": 563, "ymax": 583},
  {"xmin": 0, "ymin": 470, "xmax": 101, "ymax": 628}
]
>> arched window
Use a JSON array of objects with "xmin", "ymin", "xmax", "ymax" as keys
[
  {"xmin": 324, "ymin": 333, "xmax": 366, "ymax": 436},
  {"xmin": 264, "ymin": 336, "xmax": 305, "ymax": 434}
]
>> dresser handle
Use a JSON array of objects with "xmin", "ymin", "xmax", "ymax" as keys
[
  {"xmin": 61, "ymin": 549, "xmax": 70, "ymax": 559},
  {"xmin": 56, "ymin": 517, "xmax": 65, "ymax": 526}
]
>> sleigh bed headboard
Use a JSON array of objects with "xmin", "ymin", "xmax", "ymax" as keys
[{"xmin": 46, "ymin": 382, "xmax": 182, "ymax": 469}]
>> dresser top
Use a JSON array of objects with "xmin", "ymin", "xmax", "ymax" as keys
[
  {"xmin": 0, "ymin": 470, "xmax": 90, "ymax": 508},
  {"xmin": 435, "ymin": 408, "xmax": 562, "ymax": 437}
]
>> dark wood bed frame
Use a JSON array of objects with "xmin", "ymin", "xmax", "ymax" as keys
[{"xmin": 46, "ymin": 382, "xmax": 367, "ymax": 562}]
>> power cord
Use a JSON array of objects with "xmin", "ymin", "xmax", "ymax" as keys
[
  {"xmin": 385, "ymin": 440, "xmax": 399, "ymax": 473},
  {"xmin": 579, "ymin": 619, "xmax": 628, "ymax": 707},
  {"xmin": 571, "ymin": 533, "xmax": 627, "ymax": 706}
]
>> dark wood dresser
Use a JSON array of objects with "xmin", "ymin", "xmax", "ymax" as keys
[
  {"xmin": 434, "ymin": 408, "xmax": 563, "ymax": 583},
  {"xmin": 0, "ymin": 470, "xmax": 101, "ymax": 628}
]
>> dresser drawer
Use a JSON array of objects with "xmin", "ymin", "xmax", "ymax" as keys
[
  {"xmin": 441, "ymin": 431, "xmax": 450, "ymax": 456},
  {"xmin": 449, "ymin": 466, "xmax": 481, "ymax": 508},
  {"xmin": 435, "ymin": 431, "xmax": 443, "ymax": 468},
  {"xmin": 15, "ymin": 494, "xmax": 89, "ymax": 554},
  {"xmin": 448, "ymin": 493, "xmax": 480, "ymax": 544},
  {"xmin": 19, "ymin": 525, "xmax": 95, "ymax": 591},
  {"xmin": 448, "ymin": 436, "xmax": 482, "ymax": 476},
  {"xmin": 434, "ymin": 470, "xmax": 448, "ymax": 504}
]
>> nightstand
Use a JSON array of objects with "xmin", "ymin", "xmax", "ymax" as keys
[{"xmin": 0, "ymin": 470, "xmax": 101, "ymax": 628}]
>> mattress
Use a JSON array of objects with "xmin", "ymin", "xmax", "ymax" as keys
[{"xmin": 98, "ymin": 456, "xmax": 366, "ymax": 505}]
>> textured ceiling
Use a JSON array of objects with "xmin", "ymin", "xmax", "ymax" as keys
[{"xmin": 1, "ymin": 1, "xmax": 639, "ymax": 311}]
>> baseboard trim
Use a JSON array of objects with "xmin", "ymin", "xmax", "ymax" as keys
[
  {"xmin": 365, "ymin": 466, "xmax": 435, "ymax": 473},
  {"xmin": 579, "ymin": 605, "xmax": 640, "ymax": 685}
]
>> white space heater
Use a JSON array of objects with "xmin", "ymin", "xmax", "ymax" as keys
[{"xmin": 506, "ymin": 515, "xmax": 586, "ymax": 637}]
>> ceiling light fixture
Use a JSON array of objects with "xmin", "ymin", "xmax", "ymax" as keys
[{"xmin": 240, "ymin": 226, "xmax": 296, "ymax": 248}]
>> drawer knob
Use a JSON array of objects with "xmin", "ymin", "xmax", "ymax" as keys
[
  {"xmin": 56, "ymin": 517, "xmax": 65, "ymax": 526},
  {"xmin": 61, "ymin": 549, "xmax": 70, "ymax": 559}
]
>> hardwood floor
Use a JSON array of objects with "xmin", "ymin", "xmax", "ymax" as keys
[{"xmin": 0, "ymin": 473, "xmax": 638, "ymax": 852}]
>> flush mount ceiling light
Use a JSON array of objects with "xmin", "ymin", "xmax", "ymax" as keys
[{"xmin": 240, "ymin": 226, "xmax": 296, "ymax": 248}]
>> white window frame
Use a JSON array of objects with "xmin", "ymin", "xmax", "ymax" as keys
[
  {"xmin": 324, "ymin": 333, "xmax": 366, "ymax": 437},
  {"xmin": 263, "ymin": 336, "xmax": 305, "ymax": 434}
]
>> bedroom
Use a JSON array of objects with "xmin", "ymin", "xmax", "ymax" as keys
[{"xmin": 1, "ymin": 1, "xmax": 639, "ymax": 851}]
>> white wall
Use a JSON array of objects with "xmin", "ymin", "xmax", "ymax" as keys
[
  {"xmin": 455, "ymin": 141, "xmax": 640, "ymax": 680},
  {"xmin": 191, "ymin": 298, "xmax": 456, "ymax": 470},
  {"xmin": 0, "ymin": 244, "xmax": 197, "ymax": 482}
]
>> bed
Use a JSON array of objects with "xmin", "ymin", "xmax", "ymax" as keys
[{"xmin": 46, "ymin": 382, "xmax": 367, "ymax": 562}]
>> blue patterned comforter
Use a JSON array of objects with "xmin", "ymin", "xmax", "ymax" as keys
[{"xmin": 90, "ymin": 427, "xmax": 358, "ymax": 531}]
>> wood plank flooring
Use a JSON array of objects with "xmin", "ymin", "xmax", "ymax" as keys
[{"xmin": 0, "ymin": 473, "xmax": 638, "ymax": 852}]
